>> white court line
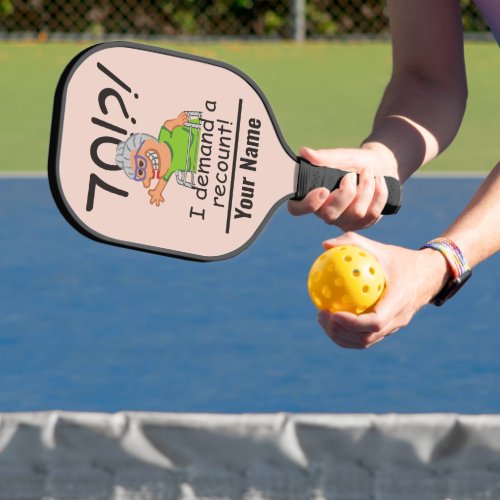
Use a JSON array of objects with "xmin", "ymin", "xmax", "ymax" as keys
[
  {"xmin": 0, "ymin": 171, "xmax": 48, "ymax": 178},
  {"xmin": 414, "ymin": 170, "xmax": 487, "ymax": 178}
]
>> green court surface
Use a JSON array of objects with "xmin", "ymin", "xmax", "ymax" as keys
[{"xmin": 0, "ymin": 40, "xmax": 497, "ymax": 173}]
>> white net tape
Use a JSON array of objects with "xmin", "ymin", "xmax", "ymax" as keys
[{"xmin": 0, "ymin": 412, "xmax": 500, "ymax": 499}]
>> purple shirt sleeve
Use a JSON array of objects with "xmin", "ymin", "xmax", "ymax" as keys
[{"xmin": 473, "ymin": 0, "xmax": 500, "ymax": 45}]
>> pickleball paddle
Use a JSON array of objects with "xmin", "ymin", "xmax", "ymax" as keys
[{"xmin": 49, "ymin": 41, "xmax": 401, "ymax": 261}]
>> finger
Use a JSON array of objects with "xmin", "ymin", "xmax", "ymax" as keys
[
  {"xmin": 385, "ymin": 328, "xmax": 400, "ymax": 337},
  {"xmin": 322, "ymin": 231, "xmax": 377, "ymax": 253},
  {"xmin": 318, "ymin": 311, "xmax": 367, "ymax": 348},
  {"xmin": 288, "ymin": 188, "xmax": 330, "ymax": 216},
  {"xmin": 363, "ymin": 174, "xmax": 389, "ymax": 224},
  {"xmin": 329, "ymin": 335, "xmax": 364, "ymax": 349},
  {"xmin": 322, "ymin": 231, "xmax": 364, "ymax": 251},
  {"xmin": 372, "ymin": 174, "xmax": 389, "ymax": 213},
  {"xmin": 328, "ymin": 327, "xmax": 376, "ymax": 349},
  {"xmin": 330, "ymin": 315, "xmax": 390, "ymax": 349},
  {"xmin": 322, "ymin": 167, "xmax": 377, "ymax": 231},
  {"xmin": 329, "ymin": 315, "xmax": 372, "ymax": 340},
  {"xmin": 365, "ymin": 290, "xmax": 410, "ymax": 336},
  {"xmin": 364, "ymin": 336, "xmax": 386, "ymax": 348},
  {"xmin": 318, "ymin": 313, "xmax": 361, "ymax": 348},
  {"xmin": 343, "ymin": 165, "xmax": 376, "ymax": 220},
  {"xmin": 315, "ymin": 172, "xmax": 357, "ymax": 224},
  {"xmin": 329, "ymin": 324, "xmax": 369, "ymax": 348},
  {"xmin": 330, "ymin": 311, "xmax": 384, "ymax": 335},
  {"xmin": 332, "ymin": 299, "xmax": 399, "ymax": 339}
]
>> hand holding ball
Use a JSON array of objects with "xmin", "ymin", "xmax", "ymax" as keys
[{"xmin": 308, "ymin": 245, "xmax": 385, "ymax": 314}]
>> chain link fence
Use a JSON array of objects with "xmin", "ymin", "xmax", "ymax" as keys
[{"xmin": 0, "ymin": 0, "xmax": 491, "ymax": 40}]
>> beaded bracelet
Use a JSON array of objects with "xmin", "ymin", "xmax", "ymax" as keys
[{"xmin": 421, "ymin": 237, "xmax": 472, "ymax": 306}]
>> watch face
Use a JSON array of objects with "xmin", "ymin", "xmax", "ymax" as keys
[{"xmin": 432, "ymin": 269, "xmax": 472, "ymax": 306}]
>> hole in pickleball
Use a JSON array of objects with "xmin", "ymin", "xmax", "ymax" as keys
[
  {"xmin": 344, "ymin": 256, "xmax": 352, "ymax": 262},
  {"xmin": 352, "ymin": 269, "xmax": 360, "ymax": 277},
  {"xmin": 356, "ymin": 306, "xmax": 366, "ymax": 314},
  {"xmin": 334, "ymin": 277, "xmax": 344, "ymax": 287},
  {"xmin": 322, "ymin": 286, "xmax": 332, "ymax": 299},
  {"xmin": 313, "ymin": 294, "xmax": 322, "ymax": 307},
  {"xmin": 378, "ymin": 284, "xmax": 382, "ymax": 291},
  {"xmin": 369, "ymin": 267, "xmax": 376, "ymax": 275},
  {"xmin": 313, "ymin": 271, "xmax": 321, "ymax": 282},
  {"xmin": 342, "ymin": 295, "xmax": 351, "ymax": 304},
  {"xmin": 362, "ymin": 285, "xmax": 369, "ymax": 293},
  {"xmin": 359, "ymin": 251, "xmax": 367, "ymax": 257}
]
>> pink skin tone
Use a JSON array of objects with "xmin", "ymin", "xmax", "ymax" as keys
[
  {"xmin": 130, "ymin": 111, "xmax": 189, "ymax": 206},
  {"xmin": 288, "ymin": 146, "xmax": 391, "ymax": 231},
  {"xmin": 288, "ymin": 0, "xmax": 467, "ymax": 231},
  {"xmin": 317, "ymin": 162, "xmax": 500, "ymax": 349},
  {"xmin": 293, "ymin": 0, "xmax": 500, "ymax": 347},
  {"xmin": 316, "ymin": 232, "xmax": 451, "ymax": 350}
]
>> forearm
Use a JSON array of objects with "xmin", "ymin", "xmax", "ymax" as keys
[
  {"xmin": 414, "ymin": 163, "xmax": 500, "ymax": 305},
  {"xmin": 153, "ymin": 178, "xmax": 168, "ymax": 194},
  {"xmin": 363, "ymin": 73, "xmax": 467, "ymax": 182},
  {"xmin": 163, "ymin": 119, "xmax": 177, "ymax": 132},
  {"xmin": 441, "ymin": 163, "xmax": 500, "ymax": 267},
  {"xmin": 362, "ymin": 0, "xmax": 467, "ymax": 183}
]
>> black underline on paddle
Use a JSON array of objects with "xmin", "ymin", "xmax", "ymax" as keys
[{"xmin": 226, "ymin": 98, "xmax": 243, "ymax": 234}]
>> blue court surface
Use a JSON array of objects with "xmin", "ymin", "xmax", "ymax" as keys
[{"xmin": 0, "ymin": 176, "xmax": 498, "ymax": 413}]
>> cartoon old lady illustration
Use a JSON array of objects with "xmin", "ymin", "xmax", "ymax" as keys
[{"xmin": 115, "ymin": 111, "xmax": 201, "ymax": 206}]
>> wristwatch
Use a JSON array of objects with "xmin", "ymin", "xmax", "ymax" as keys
[{"xmin": 421, "ymin": 238, "xmax": 472, "ymax": 306}]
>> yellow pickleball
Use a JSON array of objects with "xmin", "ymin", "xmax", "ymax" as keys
[{"xmin": 308, "ymin": 245, "xmax": 385, "ymax": 314}]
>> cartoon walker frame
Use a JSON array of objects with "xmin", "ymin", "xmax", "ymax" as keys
[{"xmin": 175, "ymin": 111, "xmax": 202, "ymax": 190}]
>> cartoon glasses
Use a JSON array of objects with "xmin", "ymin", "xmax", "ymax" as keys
[{"xmin": 133, "ymin": 140, "xmax": 148, "ymax": 181}]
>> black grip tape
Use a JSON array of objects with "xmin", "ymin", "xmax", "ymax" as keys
[{"xmin": 293, "ymin": 158, "xmax": 402, "ymax": 215}]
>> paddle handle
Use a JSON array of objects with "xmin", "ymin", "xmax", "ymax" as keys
[{"xmin": 293, "ymin": 158, "xmax": 402, "ymax": 215}]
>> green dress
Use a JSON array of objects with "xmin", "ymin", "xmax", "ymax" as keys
[{"xmin": 158, "ymin": 121, "xmax": 201, "ymax": 183}]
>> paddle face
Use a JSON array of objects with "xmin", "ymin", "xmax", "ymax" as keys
[{"xmin": 49, "ymin": 41, "xmax": 297, "ymax": 261}]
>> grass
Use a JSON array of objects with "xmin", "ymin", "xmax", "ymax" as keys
[{"xmin": 0, "ymin": 40, "xmax": 497, "ymax": 172}]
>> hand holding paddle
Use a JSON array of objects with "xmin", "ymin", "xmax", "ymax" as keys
[{"xmin": 290, "ymin": 146, "xmax": 400, "ymax": 231}]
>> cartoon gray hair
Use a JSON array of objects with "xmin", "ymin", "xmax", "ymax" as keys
[{"xmin": 115, "ymin": 133, "xmax": 157, "ymax": 179}]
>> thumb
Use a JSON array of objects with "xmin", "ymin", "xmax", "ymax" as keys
[
  {"xmin": 322, "ymin": 231, "xmax": 377, "ymax": 252},
  {"xmin": 299, "ymin": 146, "xmax": 327, "ymax": 166},
  {"xmin": 299, "ymin": 147, "xmax": 365, "ymax": 170},
  {"xmin": 322, "ymin": 233, "xmax": 389, "ymax": 286}
]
